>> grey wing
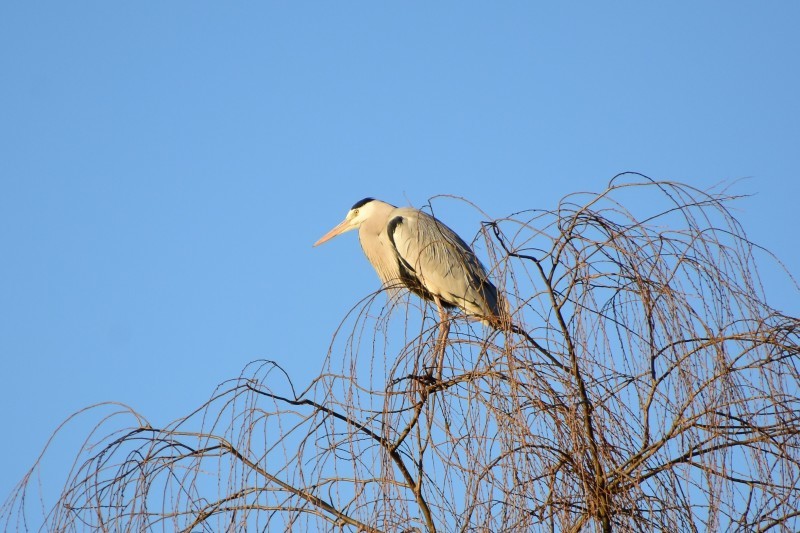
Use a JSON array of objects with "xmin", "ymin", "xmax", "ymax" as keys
[{"xmin": 388, "ymin": 209, "xmax": 499, "ymax": 317}]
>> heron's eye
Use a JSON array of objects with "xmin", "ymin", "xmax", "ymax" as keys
[{"xmin": 353, "ymin": 209, "xmax": 360, "ymax": 217}]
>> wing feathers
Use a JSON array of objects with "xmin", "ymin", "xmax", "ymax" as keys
[{"xmin": 387, "ymin": 209, "xmax": 499, "ymax": 318}]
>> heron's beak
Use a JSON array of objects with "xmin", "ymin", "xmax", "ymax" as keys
[{"xmin": 313, "ymin": 218, "xmax": 355, "ymax": 247}]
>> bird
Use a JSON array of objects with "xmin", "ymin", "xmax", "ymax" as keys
[{"xmin": 313, "ymin": 198, "xmax": 502, "ymax": 325}]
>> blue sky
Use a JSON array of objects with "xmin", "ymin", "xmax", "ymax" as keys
[{"xmin": 1, "ymin": 2, "xmax": 798, "ymax": 506}]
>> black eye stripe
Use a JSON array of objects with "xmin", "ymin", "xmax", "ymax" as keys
[{"xmin": 350, "ymin": 197, "xmax": 375, "ymax": 210}]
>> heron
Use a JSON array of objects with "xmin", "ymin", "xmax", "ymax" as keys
[
  {"xmin": 313, "ymin": 198, "xmax": 502, "ymax": 327},
  {"xmin": 312, "ymin": 198, "xmax": 568, "ymax": 377}
]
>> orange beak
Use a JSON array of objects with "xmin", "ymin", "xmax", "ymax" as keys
[{"xmin": 313, "ymin": 218, "xmax": 356, "ymax": 247}]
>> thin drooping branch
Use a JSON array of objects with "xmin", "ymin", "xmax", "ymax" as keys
[
  {"xmin": 3, "ymin": 177, "xmax": 799, "ymax": 532},
  {"xmin": 243, "ymin": 382, "xmax": 436, "ymax": 533},
  {"xmin": 171, "ymin": 433, "xmax": 382, "ymax": 533}
]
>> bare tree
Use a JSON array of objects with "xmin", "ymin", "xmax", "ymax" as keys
[{"xmin": 4, "ymin": 176, "xmax": 800, "ymax": 532}]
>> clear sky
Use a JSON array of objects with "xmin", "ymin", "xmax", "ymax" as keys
[{"xmin": 1, "ymin": 2, "xmax": 798, "ymax": 506}]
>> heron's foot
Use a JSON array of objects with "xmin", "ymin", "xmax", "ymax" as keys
[
  {"xmin": 416, "ymin": 372, "xmax": 438, "ymax": 386},
  {"xmin": 389, "ymin": 373, "xmax": 438, "ymax": 388}
]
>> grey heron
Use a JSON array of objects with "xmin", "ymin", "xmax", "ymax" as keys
[{"xmin": 313, "ymin": 198, "xmax": 502, "ymax": 326}]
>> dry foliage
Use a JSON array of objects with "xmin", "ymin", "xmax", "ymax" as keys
[{"xmin": 3, "ymin": 176, "xmax": 800, "ymax": 532}]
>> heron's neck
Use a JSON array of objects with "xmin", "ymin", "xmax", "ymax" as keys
[
  {"xmin": 356, "ymin": 202, "xmax": 399, "ymax": 287},
  {"xmin": 360, "ymin": 214, "xmax": 385, "ymax": 236},
  {"xmin": 360, "ymin": 201, "xmax": 394, "ymax": 237}
]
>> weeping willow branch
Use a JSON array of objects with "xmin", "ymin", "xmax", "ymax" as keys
[{"xmin": 3, "ymin": 175, "xmax": 800, "ymax": 532}]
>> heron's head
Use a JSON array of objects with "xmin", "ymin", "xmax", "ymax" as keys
[{"xmin": 313, "ymin": 198, "xmax": 378, "ymax": 246}]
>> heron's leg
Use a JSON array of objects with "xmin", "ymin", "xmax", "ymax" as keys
[{"xmin": 431, "ymin": 295, "xmax": 450, "ymax": 380}]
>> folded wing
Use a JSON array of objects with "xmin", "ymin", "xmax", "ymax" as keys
[{"xmin": 386, "ymin": 208, "xmax": 500, "ymax": 319}]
